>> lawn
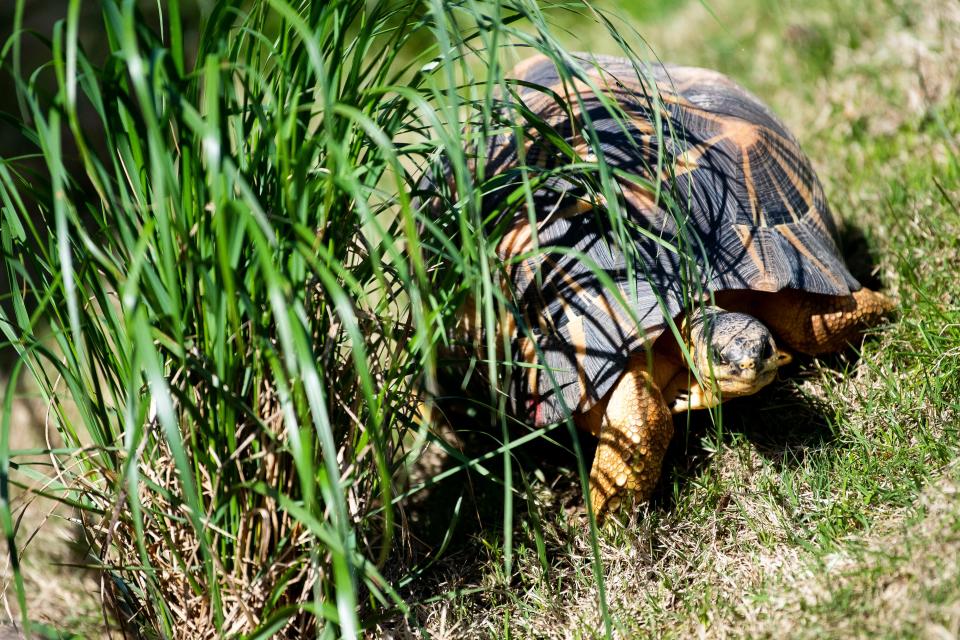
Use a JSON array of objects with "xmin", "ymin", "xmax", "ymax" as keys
[
  {"xmin": 395, "ymin": 0, "xmax": 960, "ymax": 637},
  {"xmin": 1, "ymin": 0, "xmax": 958, "ymax": 637}
]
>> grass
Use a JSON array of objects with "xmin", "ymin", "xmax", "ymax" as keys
[
  {"xmin": 393, "ymin": 0, "xmax": 960, "ymax": 637},
  {"xmin": 0, "ymin": 0, "xmax": 676, "ymax": 636},
  {"xmin": 1, "ymin": 0, "xmax": 959, "ymax": 637}
]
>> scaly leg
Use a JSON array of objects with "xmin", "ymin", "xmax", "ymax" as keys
[
  {"xmin": 662, "ymin": 372, "xmax": 719, "ymax": 414},
  {"xmin": 577, "ymin": 357, "xmax": 674, "ymax": 516},
  {"xmin": 757, "ymin": 287, "xmax": 895, "ymax": 355}
]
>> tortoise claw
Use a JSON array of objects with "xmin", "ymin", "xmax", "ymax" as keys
[{"xmin": 670, "ymin": 389, "xmax": 691, "ymax": 413}]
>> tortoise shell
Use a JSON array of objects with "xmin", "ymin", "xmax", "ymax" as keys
[{"xmin": 478, "ymin": 53, "xmax": 860, "ymax": 425}]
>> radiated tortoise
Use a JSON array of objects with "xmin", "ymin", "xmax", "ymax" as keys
[{"xmin": 447, "ymin": 53, "xmax": 895, "ymax": 517}]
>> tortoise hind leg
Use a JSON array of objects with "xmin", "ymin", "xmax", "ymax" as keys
[
  {"xmin": 577, "ymin": 357, "xmax": 674, "ymax": 516},
  {"xmin": 759, "ymin": 287, "xmax": 895, "ymax": 355}
]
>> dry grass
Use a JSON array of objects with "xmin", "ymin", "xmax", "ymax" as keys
[
  {"xmin": 0, "ymin": 378, "xmax": 108, "ymax": 637},
  {"xmin": 391, "ymin": 0, "xmax": 960, "ymax": 637},
  {"xmin": 742, "ymin": 467, "xmax": 960, "ymax": 639}
]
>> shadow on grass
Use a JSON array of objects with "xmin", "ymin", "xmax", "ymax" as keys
[
  {"xmin": 395, "ymin": 219, "xmax": 890, "ymax": 616},
  {"xmin": 391, "ymin": 366, "xmax": 838, "ymax": 620},
  {"xmin": 839, "ymin": 220, "xmax": 888, "ymax": 293},
  {"xmin": 408, "ymin": 346, "xmax": 872, "ymax": 542},
  {"xmin": 400, "ymin": 369, "xmax": 829, "ymax": 530}
]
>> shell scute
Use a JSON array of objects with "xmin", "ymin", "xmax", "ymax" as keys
[{"xmin": 482, "ymin": 54, "xmax": 859, "ymax": 424}]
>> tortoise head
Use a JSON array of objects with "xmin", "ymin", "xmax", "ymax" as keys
[{"xmin": 685, "ymin": 307, "xmax": 792, "ymax": 398}]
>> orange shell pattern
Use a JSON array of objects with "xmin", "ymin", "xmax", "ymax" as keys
[{"xmin": 481, "ymin": 54, "xmax": 859, "ymax": 425}]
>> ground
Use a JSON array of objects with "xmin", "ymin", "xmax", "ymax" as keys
[
  {"xmin": 0, "ymin": 377, "xmax": 108, "ymax": 638},
  {"xmin": 392, "ymin": 0, "xmax": 960, "ymax": 637}
]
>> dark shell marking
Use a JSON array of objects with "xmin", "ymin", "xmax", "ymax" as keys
[{"xmin": 484, "ymin": 54, "xmax": 859, "ymax": 425}]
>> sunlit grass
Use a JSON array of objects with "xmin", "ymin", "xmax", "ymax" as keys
[
  {"xmin": 0, "ymin": 0, "xmax": 688, "ymax": 635},
  {"xmin": 407, "ymin": 0, "xmax": 960, "ymax": 637}
]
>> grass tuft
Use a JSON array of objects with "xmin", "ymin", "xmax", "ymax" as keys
[{"xmin": 0, "ymin": 0, "xmax": 670, "ymax": 635}]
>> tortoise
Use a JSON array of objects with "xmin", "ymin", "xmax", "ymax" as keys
[{"xmin": 447, "ymin": 53, "xmax": 895, "ymax": 516}]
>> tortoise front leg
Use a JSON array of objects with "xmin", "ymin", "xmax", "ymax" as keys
[
  {"xmin": 759, "ymin": 287, "xmax": 895, "ymax": 355},
  {"xmin": 663, "ymin": 376, "xmax": 719, "ymax": 414},
  {"xmin": 577, "ymin": 357, "xmax": 674, "ymax": 516}
]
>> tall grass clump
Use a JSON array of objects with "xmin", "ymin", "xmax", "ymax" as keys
[{"xmin": 0, "ymin": 0, "xmax": 674, "ymax": 635}]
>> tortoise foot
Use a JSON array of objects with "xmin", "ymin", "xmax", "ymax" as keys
[
  {"xmin": 772, "ymin": 287, "xmax": 896, "ymax": 354},
  {"xmin": 583, "ymin": 358, "xmax": 674, "ymax": 517}
]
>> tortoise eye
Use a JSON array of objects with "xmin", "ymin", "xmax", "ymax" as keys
[
  {"xmin": 760, "ymin": 340, "xmax": 774, "ymax": 360},
  {"xmin": 710, "ymin": 345, "xmax": 727, "ymax": 365}
]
